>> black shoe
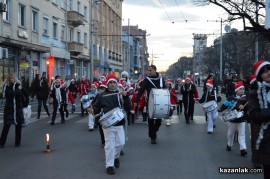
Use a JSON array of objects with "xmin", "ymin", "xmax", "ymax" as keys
[
  {"xmin": 186, "ymin": 121, "xmax": 190, "ymax": 124},
  {"xmin": 37, "ymin": 116, "xmax": 40, "ymax": 119},
  {"xmin": 50, "ymin": 122, "xmax": 54, "ymax": 126},
  {"xmin": 177, "ymin": 112, "xmax": 179, "ymax": 115},
  {"xmin": 120, "ymin": 150, "xmax": 125, "ymax": 156},
  {"xmin": 106, "ymin": 167, "xmax": 115, "ymax": 175},
  {"xmin": 114, "ymin": 158, "xmax": 120, "ymax": 168},
  {"xmin": 89, "ymin": 128, "xmax": 94, "ymax": 132},
  {"xmin": 47, "ymin": 113, "xmax": 50, "ymax": 117},
  {"xmin": 151, "ymin": 139, "xmax": 157, "ymax": 144},
  {"xmin": 61, "ymin": 120, "xmax": 65, "ymax": 123},
  {"xmin": 207, "ymin": 131, "xmax": 213, "ymax": 134},
  {"xmin": 240, "ymin": 150, "xmax": 247, "ymax": 156},
  {"xmin": 226, "ymin": 145, "xmax": 231, "ymax": 151},
  {"xmin": 213, "ymin": 125, "xmax": 216, "ymax": 128},
  {"xmin": 15, "ymin": 144, "xmax": 20, "ymax": 147},
  {"xmin": 66, "ymin": 111, "xmax": 69, "ymax": 118}
]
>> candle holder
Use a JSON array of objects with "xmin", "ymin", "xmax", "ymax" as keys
[{"xmin": 44, "ymin": 133, "xmax": 51, "ymax": 153}]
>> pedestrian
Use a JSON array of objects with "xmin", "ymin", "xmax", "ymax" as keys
[
  {"xmin": 88, "ymin": 73, "xmax": 129, "ymax": 175},
  {"xmin": 134, "ymin": 65, "xmax": 166, "ymax": 144},
  {"xmin": 165, "ymin": 79, "xmax": 178, "ymax": 126},
  {"xmin": 174, "ymin": 78, "xmax": 183, "ymax": 115},
  {"xmin": 120, "ymin": 71, "xmax": 131, "ymax": 86},
  {"xmin": 131, "ymin": 82, "xmax": 147, "ymax": 122},
  {"xmin": 36, "ymin": 76, "xmax": 50, "ymax": 119},
  {"xmin": 226, "ymin": 75, "xmax": 238, "ymax": 97},
  {"xmin": 49, "ymin": 79, "xmax": 67, "ymax": 125},
  {"xmin": 30, "ymin": 74, "xmax": 40, "ymax": 101},
  {"xmin": 87, "ymin": 81, "xmax": 99, "ymax": 131},
  {"xmin": 218, "ymin": 81, "xmax": 247, "ymax": 156},
  {"xmin": 197, "ymin": 77, "xmax": 201, "ymax": 87},
  {"xmin": 181, "ymin": 77, "xmax": 196, "ymax": 124},
  {"xmin": 0, "ymin": 74, "xmax": 25, "ymax": 148},
  {"xmin": 198, "ymin": 79, "xmax": 221, "ymax": 133},
  {"xmin": 248, "ymin": 60, "xmax": 270, "ymax": 179},
  {"xmin": 78, "ymin": 76, "xmax": 90, "ymax": 116},
  {"xmin": 68, "ymin": 79, "xmax": 78, "ymax": 99}
]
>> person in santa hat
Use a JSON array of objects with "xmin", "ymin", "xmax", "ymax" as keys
[
  {"xmin": 181, "ymin": 77, "xmax": 197, "ymax": 124},
  {"xmin": 78, "ymin": 76, "xmax": 90, "ymax": 116},
  {"xmin": 218, "ymin": 81, "xmax": 248, "ymax": 156},
  {"xmin": 248, "ymin": 60, "xmax": 270, "ymax": 178},
  {"xmin": 120, "ymin": 71, "xmax": 131, "ymax": 86},
  {"xmin": 174, "ymin": 78, "xmax": 184, "ymax": 115},
  {"xmin": 165, "ymin": 79, "xmax": 178, "ymax": 126},
  {"xmin": 87, "ymin": 73, "xmax": 130, "ymax": 175},
  {"xmin": 100, "ymin": 74, "xmax": 107, "ymax": 82},
  {"xmin": 131, "ymin": 82, "xmax": 147, "ymax": 123},
  {"xmin": 198, "ymin": 79, "xmax": 221, "ymax": 133}
]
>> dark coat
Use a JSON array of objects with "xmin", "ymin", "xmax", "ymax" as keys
[
  {"xmin": 199, "ymin": 89, "xmax": 221, "ymax": 104},
  {"xmin": 248, "ymin": 82, "xmax": 270, "ymax": 165},
  {"xmin": 180, "ymin": 83, "xmax": 196, "ymax": 104},
  {"xmin": 92, "ymin": 88, "xmax": 130, "ymax": 126},
  {"xmin": 135, "ymin": 72, "xmax": 165, "ymax": 103},
  {"xmin": 3, "ymin": 83, "xmax": 24, "ymax": 125},
  {"xmin": 36, "ymin": 79, "xmax": 49, "ymax": 100},
  {"xmin": 227, "ymin": 81, "xmax": 236, "ymax": 97},
  {"xmin": 50, "ymin": 86, "xmax": 67, "ymax": 105}
]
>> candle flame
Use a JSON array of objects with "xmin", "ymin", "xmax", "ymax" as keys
[{"xmin": 46, "ymin": 133, "xmax": 50, "ymax": 143}]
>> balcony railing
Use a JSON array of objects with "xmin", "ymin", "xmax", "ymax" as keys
[
  {"xmin": 67, "ymin": 11, "xmax": 84, "ymax": 27},
  {"xmin": 67, "ymin": 42, "xmax": 83, "ymax": 54}
]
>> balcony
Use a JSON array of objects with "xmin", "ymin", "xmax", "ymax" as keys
[
  {"xmin": 67, "ymin": 42, "xmax": 83, "ymax": 55},
  {"xmin": 67, "ymin": 11, "xmax": 84, "ymax": 27}
]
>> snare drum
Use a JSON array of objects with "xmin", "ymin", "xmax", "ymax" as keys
[
  {"xmin": 202, "ymin": 100, "xmax": 218, "ymax": 112},
  {"xmin": 148, "ymin": 89, "xmax": 170, "ymax": 119},
  {"xmin": 99, "ymin": 107, "xmax": 125, "ymax": 128},
  {"xmin": 222, "ymin": 110, "xmax": 237, "ymax": 122}
]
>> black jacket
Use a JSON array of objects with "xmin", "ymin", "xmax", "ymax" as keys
[
  {"xmin": 36, "ymin": 79, "xmax": 49, "ymax": 100},
  {"xmin": 227, "ymin": 81, "xmax": 236, "ymax": 97},
  {"xmin": 248, "ymin": 83, "xmax": 270, "ymax": 165},
  {"xmin": 135, "ymin": 72, "xmax": 165, "ymax": 103},
  {"xmin": 3, "ymin": 83, "xmax": 24, "ymax": 125},
  {"xmin": 180, "ymin": 83, "xmax": 196, "ymax": 104},
  {"xmin": 199, "ymin": 89, "xmax": 221, "ymax": 104},
  {"xmin": 92, "ymin": 88, "xmax": 131, "ymax": 126},
  {"xmin": 50, "ymin": 86, "xmax": 67, "ymax": 105}
]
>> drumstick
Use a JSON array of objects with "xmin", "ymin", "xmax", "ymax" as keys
[{"xmin": 102, "ymin": 92, "xmax": 119, "ymax": 97}]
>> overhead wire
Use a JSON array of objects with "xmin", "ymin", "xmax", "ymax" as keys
[{"xmin": 158, "ymin": 0, "xmax": 174, "ymax": 22}]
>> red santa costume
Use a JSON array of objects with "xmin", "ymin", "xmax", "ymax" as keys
[{"xmin": 165, "ymin": 79, "xmax": 178, "ymax": 126}]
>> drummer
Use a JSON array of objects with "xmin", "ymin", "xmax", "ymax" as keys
[
  {"xmin": 218, "ymin": 81, "xmax": 247, "ymax": 156},
  {"xmin": 134, "ymin": 65, "xmax": 166, "ymax": 144},
  {"xmin": 198, "ymin": 79, "xmax": 221, "ymax": 134},
  {"xmin": 87, "ymin": 74, "xmax": 130, "ymax": 175}
]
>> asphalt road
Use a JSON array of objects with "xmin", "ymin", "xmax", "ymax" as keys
[{"xmin": 0, "ymin": 87, "xmax": 263, "ymax": 179}]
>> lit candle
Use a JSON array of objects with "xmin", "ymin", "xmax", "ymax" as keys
[{"xmin": 45, "ymin": 133, "xmax": 51, "ymax": 153}]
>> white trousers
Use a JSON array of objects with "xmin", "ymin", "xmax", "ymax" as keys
[
  {"xmin": 88, "ymin": 114, "xmax": 94, "ymax": 129},
  {"xmin": 206, "ymin": 108, "xmax": 218, "ymax": 132},
  {"xmin": 227, "ymin": 122, "xmax": 246, "ymax": 150},
  {"xmin": 103, "ymin": 126, "xmax": 125, "ymax": 168}
]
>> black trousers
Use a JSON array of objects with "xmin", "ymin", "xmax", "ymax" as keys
[
  {"xmin": 177, "ymin": 100, "xmax": 183, "ymax": 114},
  {"xmin": 148, "ymin": 119, "xmax": 161, "ymax": 140},
  {"xmin": 52, "ymin": 102, "xmax": 65, "ymax": 122},
  {"xmin": 37, "ymin": 99, "xmax": 50, "ymax": 118},
  {"xmin": 98, "ymin": 123, "xmax": 105, "ymax": 145},
  {"xmin": 0, "ymin": 124, "xmax": 22, "ymax": 146},
  {"xmin": 264, "ymin": 165, "xmax": 270, "ymax": 179},
  {"xmin": 183, "ymin": 102, "xmax": 195, "ymax": 122}
]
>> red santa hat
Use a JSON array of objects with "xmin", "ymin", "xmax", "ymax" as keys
[
  {"xmin": 118, "ymin": 82, "xmax": 124, "ymax": 88},
  {"xmin": 254, "ymin": 60, "xmax": 270, "ymax": 76},
  {"xmin": 99, "ymin": 81, "xmax": 107, "ymax": 88},
  {"xmin": 106, "ymin": 74, "xmax": 118, "ymax": 85},
  {"xmin": 101, "ymin": 74, "xmax": 107, "ymax": 81},
  {"xmin": 185, "ymin": 77, "xmax": 192, "ymax": 82},
  {"xmin": 166, "ymin": 79, "xmax": 173, "ymax": 85},
  {"xmin": 206, "ymin": 79, "xmax": 213, "ymax": 88},
  {"xmin": 250, "ymin": 74, "xmax": 256, "ymax": 84},
  {"xmin": 91, "ymin": 81, "xmax": 99, "ymax": 88},
  {"xmin": 235, "ymin": 81, "xmax": 245, "ymax": 92}
]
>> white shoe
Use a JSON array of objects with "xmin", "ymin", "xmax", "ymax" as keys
[{"xmin": 166, "ymin": 122, "xmax": 171, "ymax": 126}]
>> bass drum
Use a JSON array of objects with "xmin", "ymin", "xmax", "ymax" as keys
[{"xmin": 148, "ymin": 89, "xmax": 170, "ymax": 119}]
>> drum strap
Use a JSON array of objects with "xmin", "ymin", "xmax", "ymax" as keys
[{"xmin": 146, "ymin": 77, "xmax": 158, "ymax": 88}]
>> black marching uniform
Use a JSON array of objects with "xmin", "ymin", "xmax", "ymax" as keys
[
  {"xmin": 135, "ymin": 72, "xmax": 165, "ymax": 143},
  {"xmin": 181, "ymin": 82, "xmax": 196, "ymax": 123}
]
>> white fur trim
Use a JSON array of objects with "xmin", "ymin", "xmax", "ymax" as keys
[
  {"xmin": 250, "ymin": 78, "xmax": 256, "ymax": 84},
  {"xmin": 121, "ymin": 71, "xmax": 129, "ymax": 78},
  {"xmin": 206, "ymin": 83, "xmax": 213, "ymax": 88},
  {"xmin": 235, "ymin": 85, "xmax": 244, "ymax": 92},
  {"xmin": 106, "ymin": 78, "xmax": 117, "ymax": 85},
  {"xmin": 255, "ymin": 61, "xmax": 270, "ymax": 76}
]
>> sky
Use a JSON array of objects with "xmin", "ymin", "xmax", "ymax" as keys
[{"xmin": 122, "ymin": 0, "xmax": 243, "ymax": 71}]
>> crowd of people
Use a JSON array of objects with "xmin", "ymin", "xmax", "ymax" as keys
[{"xmin": 0, "ymin": 61, "xmax": 270, "ymax": 178}]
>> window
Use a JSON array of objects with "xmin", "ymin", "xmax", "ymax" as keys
[
  {"xmin": 32, "ymin": 9, "xmax": 38, "ymax": 31},
  {"xmin": 84, "ymin": 33, "xmax": 87, "ymax": 48},
  {"xmin": 61, "ymin": 24, "xmax": 66, "ymax": 41},
  {"xmin": 61, "ymin": 0, "xmax": 66, "ymax": 9},
  {"xmin": 18, "ymin": 4, "xmax": 26, "ymax": 27},
  {"xmin": 69, "ymin": 27, "xmax": 74, "ymax": 41},
  {"xmin": 83, "ymin": 6, "xmax": 88, "ymax": 21},
  {"xmin": 69, "ymin": 0, "xmax": 73, "ymax": 11},
  {"xmin": 77, "ymin": 1, "xmax": 81, "ymax": 13},
  {"xmin": 2, "ymin": 0, "xmax": 10, "ymax": 21},
  {"xmin": 77, "ymin": 30, "xmax": 81, "ymax": 43},
  {"xmin": 53, "ymin": 20, "xmax": 58, "ymax": 39},
  {"xmin": 43, "ymin": 17, "xmax": 49, "ymax": 35}
]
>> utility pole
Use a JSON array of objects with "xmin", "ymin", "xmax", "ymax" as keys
[
  {"xmin": 255, "ymin": 1, "xmax": 259, "ymax": 62},
  {"xmin": 220, "ymin": 18, "xmax": 223, "ymax": 82},
  {"xmin": 150, "ymin": 50, "xmax": 163, "ymax": 65}
]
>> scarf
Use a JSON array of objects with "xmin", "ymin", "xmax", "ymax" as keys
[
  {"xmin": 255, "ymin": 81, "xmax": 270, "ymax": 150},
  {"xmin": 12, "ymin": 83, "xmax": 17, "ymax": 124},
  {"xmin": 54, "ymin": 84, "xmax": 62, "ymax": 108}
]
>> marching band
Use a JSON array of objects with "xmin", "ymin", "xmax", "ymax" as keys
[{"xmin": 1, "ymin": 61, "xmax": 270, "ymax": 177}]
